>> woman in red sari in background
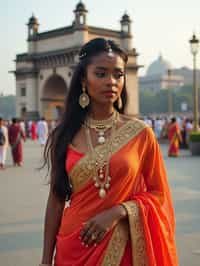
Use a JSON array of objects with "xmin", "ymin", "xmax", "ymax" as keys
[
  {"xmin": 8, "ymin": 118, "xmax": 26, "ymax": 166},
  {"xmin": 31, "ymin": 121, "xmax": 37, "ymax": 140},
  {"xmin": 168, "ymin": 117, "xmax": 182, "ymax": 157},
  {"xmin": 40, "ymin": 38, "xmax": 178, "ymax": 266}
]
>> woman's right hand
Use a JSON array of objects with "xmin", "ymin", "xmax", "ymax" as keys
[{"xmin": 80, "ymin": 204, "xmax": 127, "ymax": 246}]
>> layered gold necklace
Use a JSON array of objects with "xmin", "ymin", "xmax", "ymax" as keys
[
  {"xmin": 85, "ymin": 111, "xmax": 118, "ymax": 145},
  {"xmin": 84, "ymin": 111, "xmax": 118, "ymax": 198}
]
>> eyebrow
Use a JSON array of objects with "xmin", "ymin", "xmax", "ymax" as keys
[{"xmin": 95, "ymin": 66, "xmax": 124, "ymax": 71}]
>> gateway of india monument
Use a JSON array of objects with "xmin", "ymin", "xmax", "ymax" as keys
[{"xmin": 13, "ymin": 1, "xmax": 140, "ymax": 120}]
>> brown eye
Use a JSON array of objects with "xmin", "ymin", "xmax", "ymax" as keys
[
  {"xmin": 95, "ymin": 72, "xmax": 106, "ymax": 78},
  {"xmin": 114, "ymin": 72, "xmax": 124, "ymax": 79}
]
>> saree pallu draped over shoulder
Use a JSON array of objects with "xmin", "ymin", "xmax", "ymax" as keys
[{"xmin": 55, "ymin": 119, "xmax": 179, "ymax": 266}]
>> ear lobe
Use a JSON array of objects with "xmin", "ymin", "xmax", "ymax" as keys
[
  {"xmin": 81, "ymin": 78, "xmax": 86, "ymax": 88},
  {"xmin": 82, "ymin": 79, "xmax": 88, "ymax": 90}
]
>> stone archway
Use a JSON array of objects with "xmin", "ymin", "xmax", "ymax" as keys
[{"xmin": 41, "ymin": 74, "xmax": 67, "ymax": 120}]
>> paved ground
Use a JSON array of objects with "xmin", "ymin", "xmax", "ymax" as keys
[{"xmin": 0, "ymin": 140, "xmax": 199, "ymax": 266}]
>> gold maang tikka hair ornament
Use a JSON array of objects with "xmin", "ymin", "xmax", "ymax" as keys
[
  {"xmin": 79, "ymin": 86, "xmax": 90, "ymax": 108},
  {"xmin": 108, "ymin": 47, "xmax": 114, "ymax": 57},
  {"xmin": 107, "ymin": 42, "xmax": 114, "ymax": 57}
]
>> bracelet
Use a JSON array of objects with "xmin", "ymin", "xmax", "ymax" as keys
[{"xmin": 39, "ymin": 264, "xmax": 52, "ymax": 266}]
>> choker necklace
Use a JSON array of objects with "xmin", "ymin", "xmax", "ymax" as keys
[{"xmin": 85, "ymin": 111, "xmax": 119, "ymax": 145}]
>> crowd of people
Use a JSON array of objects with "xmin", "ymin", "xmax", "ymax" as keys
[
  {"xmin": 0, "ymin": 115, "xmax": 198, "ymax": 170},
  {"xmin": 0, "ymin": 117, "xmax": 58, "ymax": 170}
]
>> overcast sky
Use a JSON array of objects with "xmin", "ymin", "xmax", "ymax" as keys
[{"xmin": 1, "ymin": 0, "xmax": 200, "ymax": 94}]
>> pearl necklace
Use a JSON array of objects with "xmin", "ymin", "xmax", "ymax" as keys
[
  {"xmin": 85, "ymin": 116, "xmax": 117, "ymax": 198},
  {"xmin": 85, "ymin": 111, "xmax": 118, "ymax": 145}
]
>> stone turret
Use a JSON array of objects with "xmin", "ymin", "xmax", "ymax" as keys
[
  {"xmin": 73, "ymin": 1, "xmax": 88, "ymax": 28},
  {"xmin": 120, "ymin": 12, "xmax": 132, "ymax": 50},
  {"xmin": 27, "ymin": 14, "xmax": 39, "ymax": 39}
]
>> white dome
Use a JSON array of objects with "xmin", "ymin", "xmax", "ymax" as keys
[{"xmin": 146, "ymin": 55, "xmax": 172, "ymax": 76}]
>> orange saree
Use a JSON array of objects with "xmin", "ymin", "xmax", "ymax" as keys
[
  {"xmin": 168, "ymin": 123, "xmax": 182, "ymax": 157},
  {"xmin": 54, "ymin": 119, "xmax": 179, "ymax": 266}
]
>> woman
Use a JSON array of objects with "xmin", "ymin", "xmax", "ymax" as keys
[
  {"xmin": 37, "ymin": 117, "xmax": 48, "ymax": 146},
  {"xmin": 0, "ymin": 117, "xmax": 8, "ymax": 169},
  {"xmin": 31, "ymin": 121, "xmax": 37, "ymax": 140},
  {"xmin": 40, "ymin": 38, "xmax": 178, "ymax": 266},
  {"xmin": 8, "ymin": 118, "xmax": 26, "ymax": 166},
  {"xmin": 168, "ymin": 117, "xmax": 182, "ymax": 157},
  {"xmin": 185, "ymin": 118, "xmax": 193, "ymax": 146}
]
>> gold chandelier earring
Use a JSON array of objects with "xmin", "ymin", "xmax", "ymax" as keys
[
  {"xmin": 118, "ymin": 96, "xmax": 123, "ymax": 109},
  {"xmin": 79, "ymin": 86, "xmax": 90, "ymax": 108}
]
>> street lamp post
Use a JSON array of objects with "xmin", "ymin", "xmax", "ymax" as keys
[
  {"xmin": 189, "ymin": 33, "xmax": 199, "ymax": 131},
  {"xmin": 167, "ymin": 68, "xmax": 173, "ymax": 115}
]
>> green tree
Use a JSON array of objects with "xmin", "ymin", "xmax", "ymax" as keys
[{"xmin": 139, "ymin": 85, "xmax": 199, "ymax": 115}]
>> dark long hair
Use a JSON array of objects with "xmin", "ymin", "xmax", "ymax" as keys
[{"xmin": 43, "ymin": 38, "xmax": 128, "ymax": 201}]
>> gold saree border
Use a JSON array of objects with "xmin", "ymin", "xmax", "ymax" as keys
[
  {"xmin": 121, "ymin": 201, "xmax": 148, "ymax": 266},
  {"xmin": 69, "ymin": 119, "xmax": 147, "ymax": 193},
  {"xmin": 100, "ymin": 220, "xmax": 129, "ymax": 266}
]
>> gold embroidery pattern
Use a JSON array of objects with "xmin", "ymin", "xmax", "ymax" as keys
[
  {"xmin": 69, "ymin": 119, "xmax": 147, "ymax": 193},
  {"xmin": 101, "ymin": 220, "xmax": 129, "ymax": 266},
  {"xmin": 121, "ymin": 201, "xmax": 148, "ymax": 266}
]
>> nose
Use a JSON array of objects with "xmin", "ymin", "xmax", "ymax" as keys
[{"xmin": 106, "ymin": 74, "xmax": 117, "ymax": 86}]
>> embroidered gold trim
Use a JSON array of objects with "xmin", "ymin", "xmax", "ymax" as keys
[
  {"xmin": 121, "ymin": 201, "xmax": 148, "ymax": 266},
  {"xmin": 69, "ymin": 119, "xmax": 147, "ymax": 193},
  {"xmin": 100, "ymin": 220, "xmax": 129, "ymax": 266}
]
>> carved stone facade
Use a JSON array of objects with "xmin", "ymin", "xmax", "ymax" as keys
[{"xmin": 14, "ymin": 1, "xmax": 140, "ymax": 120}]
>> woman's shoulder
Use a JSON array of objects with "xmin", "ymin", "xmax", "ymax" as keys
[
  {"xmin": 118, "ymin": 114, "xmax": 154, "ymax": 140},
  {"xmin": 119, "ymin": 114, "xmax": 148, "ymax": 130}
]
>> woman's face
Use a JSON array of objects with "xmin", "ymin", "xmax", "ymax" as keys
[{"xmin": 83, "ymin": 52, "xmax": 125, "ymax": 107}]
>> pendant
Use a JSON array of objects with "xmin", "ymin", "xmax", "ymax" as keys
[
  {"xmin": 105, "ymin": 183, "xmax": 110, "ymax": 189},
  {"xmin": 99, "ymin": 188, "xmax": 106, "ymax": 198},
  {"xmin": 99, "ymin": 173, "xmax": 104, "ymax": 179},
  {"xmin": 94, "ymin": 182, "xmax": 100, "ymax": 188},
  {"xmin": 98, "ymin": 136, "xmax": 105, "ymax": 144}
]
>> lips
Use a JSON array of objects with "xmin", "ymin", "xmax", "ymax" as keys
[
  {"xmin": 102, "ymin": 91, "xmax": 117, "ymax": 98},
  {"xmin": 102, "ymin": 90, "xmax": 117, "ymax": 95}
]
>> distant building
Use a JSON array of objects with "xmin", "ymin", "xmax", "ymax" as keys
[
  {"xmin": 172, "ymin": 66, "xmax": 200, "ymax": 86},
  {"xmin": 12, "ymin": 1, "xmax": 140, "ymax": 120},
  {"xmin": 139, "ymin": 55, "xmax": 184, "ymax": 93}
]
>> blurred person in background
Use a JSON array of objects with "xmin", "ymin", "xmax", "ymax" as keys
[
  {"xmin": 0, "ymin": 117, "xmax": 8, "ymax": 169},
  {"xmin": 168, "ymin": 117, "xmax": 182, "ymax": 157},
  {"xmin": 185, "ymin": 118, "xmax": 193, "ymax": 146},
  {"xmin": 37, "ymin": 117, "xmax": 48, "ymax": 146},
  {"xmin": 8, "ymin": 118, "xmax": 26, "ymax": 166},
  {"xmin": 31, "ymin": 120, "xmax": 37, "ymax": 141},
  {"xmin": 154, "ymin": 117, "xmax": 162, "ymax": 140}
]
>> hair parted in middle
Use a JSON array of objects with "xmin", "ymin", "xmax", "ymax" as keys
[{"xmin": 43, "ymin": 38, "xmax": 129, "ymax": 201}]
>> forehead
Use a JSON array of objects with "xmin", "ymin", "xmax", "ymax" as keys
[{"xmin": 88, "ymin": 52, "xmax": 125, "ymax": 69}]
